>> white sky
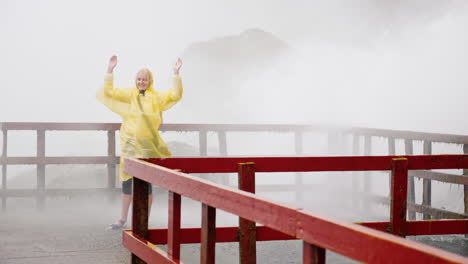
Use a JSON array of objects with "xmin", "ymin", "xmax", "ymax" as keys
[
  {"xmin": 1, "ymin": 0, "xmax": 312, "ymax": 122},
  {"xmin": 2, "ymin": 0, "xmax": 468, "ymax": 134}
]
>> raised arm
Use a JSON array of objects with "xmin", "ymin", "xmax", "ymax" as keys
[
  {"xmin": 108, "ymin": 55, "xmax": 118, "ymax": 74},
  {"xmin": 160, "ymin": 58, "xmax": 184, "ymax": 111},
  {"xmin": 103, "ymin": 55, "xmax": 131, "ymax": 102},
  {"xmin": 173, "ymin": 57, "xmax": 182, "ymax": 75},
  {"xmin": 170, "ymin": 57, "xmax": 183, "ymax": 99}
]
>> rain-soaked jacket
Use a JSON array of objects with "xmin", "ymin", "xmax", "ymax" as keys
[{"xmin": 97, "ymin": 72, "xmax": 183, "ymax": 181}]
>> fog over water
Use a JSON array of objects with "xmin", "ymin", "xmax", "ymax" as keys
[
  {"xmin": 1, "ymin": 0, "xmax": 467, "ymax": 134},
  {"xmin": 1, "ymin": 3, "xmax": 468, "ymax": 262}
]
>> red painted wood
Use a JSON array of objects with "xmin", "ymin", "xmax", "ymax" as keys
[
  {"xmin": 407, "ymin": 220, "xmax": 468, "ymax": 236},
  {"xmin": 201, "ymin": 204, "xmax": 216, "ymax": 264},
  {"xmin": 147, "ymin": 219, "xmax": 468, "ymax": 245},
  {"xmin": 149, "ymin": 226, "xmax": 296, "ymax": 244},
  {"xmin": 358, "ymin": 222, "xmax": 389, "ymax": 232},
  {"xmin": 132, "ymin": 177, "xmax": 149, "ymax": 243},
  {"xmin": 464, "ymin": 144, "xmax": 468, "ymax": 220},
  {"xmin": 126, "ymin": 157, "xmax": 468, "ymax": 264},
  {"xmin": 145, "ymin": 155, "xmax": 468, "ymax": 173},
  {"xmin": 342, "ymin": 220, "xmax": 468, "ymax": 236},
  {"xmin": 239, "ymin": 162, "xmax": 256, "ymax": 193},
  {"xmin": 123, "ymin": 231, "xmax": 181, "ymax": 264},
  {"xmin": 390, "ymin": 158, "xmax": 408, "ymax": 237},
  {"xmin": 238, "ymin": 162, "xmax": 256, "ymax": 264},
  {"xmin": 303, "ymin": 242, "xmax": 325, "ymax": 264},
  {"xmin": 296, "ymin": 210, "xmax": 468, "ymax": 264},
  {"xmin": 5, "ymin": 155, "xmax": 468, "ymax": 174},
  {"xmin": 126, "ymin": 158, "xmax": 298, "ymax": 236},
  {"xmin": 168, "ymin": 191, "xmax": 181, "ymax": 261}
]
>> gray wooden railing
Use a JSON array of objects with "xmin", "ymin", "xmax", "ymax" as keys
[{"xmin": 1, "ymin": 122, "xmax": 467, "ymax": 219}]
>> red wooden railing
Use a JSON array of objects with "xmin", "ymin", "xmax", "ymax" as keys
[
  {"xmin": 123, "ymin": 155, "xmax": 468, "ymax": 264},
  {"xmin": 1, "ymin": 122, "xmax": 467, "ymax": 220}
]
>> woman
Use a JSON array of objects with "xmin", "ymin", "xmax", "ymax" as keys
[{"xmin": 97, "ymin": 55, "xmax": 183, "ymax": 229}]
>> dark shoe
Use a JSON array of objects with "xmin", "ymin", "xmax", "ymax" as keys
[{"xmin": 106, "ymin": 219, "xmax": 126, "ymax": 230}]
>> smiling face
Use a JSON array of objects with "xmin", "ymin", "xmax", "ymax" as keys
[{"xmin": 135, "ymin": 69, "xmax": 152, "ymax": 91}]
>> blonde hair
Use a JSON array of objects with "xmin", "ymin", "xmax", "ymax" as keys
[{"xmin": 135, "ymin": 68, "xmax": 154, "ymax": 89}]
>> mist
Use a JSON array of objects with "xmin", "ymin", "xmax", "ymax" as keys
[
  {"xmin": 2, "ymin": 0, "xmax": 467, "ymax": 197},
  {"xmin": 1, "ymin": 0, "xmax": 467, "ymax": 134},
  {"xmin": 230, "ymin": 2, "xmax": 468, "ymax": 134},
  {"xmin": 2, "ymin": 1, "xmax": 468, "ymax": 262}
]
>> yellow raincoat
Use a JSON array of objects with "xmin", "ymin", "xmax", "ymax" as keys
[{"xmin": 97, "ymin": 72, "xmax": 183, "ymax": 181}]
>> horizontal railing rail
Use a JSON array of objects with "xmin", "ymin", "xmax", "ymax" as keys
[
  {"xmin": 2, "ymin": 122, "xmax": 468, "ymax": 143},
  {"xmin": 1, "ymin": 122, "xmax": 468, "ymax": 219}
]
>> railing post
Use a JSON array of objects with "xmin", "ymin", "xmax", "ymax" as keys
[
  {"xmin": 303, "ymin": 241, "xmax": 325, "ymax": 264},
  {"xmin": 107, "ymin": 130, "xmax": 116, "ymax": 201},
  {"xmin": 405, "ymin": 139, "xmax": 416, "ymax": 220},
  {"xmin": 199, "ymin": 130, "xmax": 208, "ymax": 157},
  {"xmin": 217, "ymin": 131, "xmax": 227, "ymax": 156},
  {"xmin": 238, "ymin": 162, "xmax": 256, "ymax": 264},
  {"xmin": 464, "ymin": 144, "xmax": 468, "ymax": 228},
  {"xmin": 364, "ymin": 136, "xmax": 371, "ymax": 154},
  {"xmin": 201, "ymin": 203, "xmax": 216, "ymax": 264},
  {"xmin": 390, "ymin": 158, "xmax": 408, "ymax": 237},
  {"xmin": 2, "ymin": 128, "xmax": 7, "ymax": 210},
  {"xmin": 217, "ymin": 131, "xmax": 229, "ymax": 185},
  {"xmin": 37, "ymin": 129, "xmax": 45, "ymax": 210},
  {"xmin": 423, "ymin": 141, "xmax": 432, "ymax": 220},
  {"xmin": 388, "ymin": 138, "xmax": 396, "ymax": 155},
  {"xmin": 327, "ymin": 131, "xmax": 338, "ymax": 155},
  {"xmin": 295, "ymin": 131, "xmax": 304, "ymax": 202},
  {"xmin": 132, "ymin": 177, "xmax": 149, "ymax": 264},
  {"xmin": 388, "ymin": 137, "xmax": 396, "ymax": 195},
  {"xmin": 327, "ymin": 132, "xmax": 339, "ymax": 188},
  {"xmin": 168, "ymin": 191, "xmax": 181, "ymax": 261},
  {"xmin": 352, "ymin": 134, "xmax": 360, "ymax": 209},
  {"xmin": 295, "ymin": 131, "xmax": 303, "ymax": 155},
  {"xmin": 363, "ymin": 136, "xmax": 372, "ymax": 209}
]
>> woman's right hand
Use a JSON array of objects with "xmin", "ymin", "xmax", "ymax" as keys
[{"xmin": 107, "ymin": 55, "xmax": 118, "ymax": 73}]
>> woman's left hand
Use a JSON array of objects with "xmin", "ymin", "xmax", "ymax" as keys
[{"xmin": 173, "ymin": 57, "xmax": 182, "ymax": 75}]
